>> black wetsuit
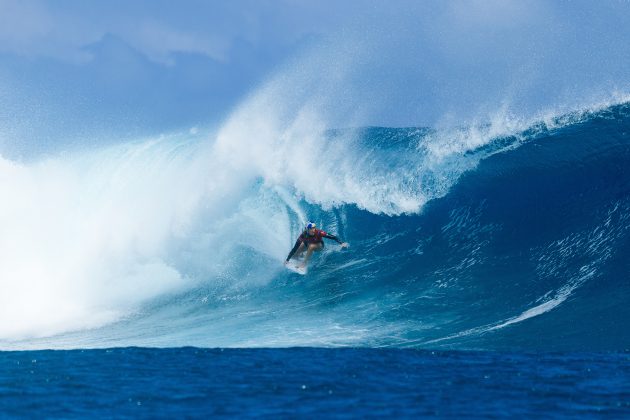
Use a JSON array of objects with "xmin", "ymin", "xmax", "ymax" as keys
[{"xmin": 286, "ymin": 229, "xmax": 343, "ymax": 261}]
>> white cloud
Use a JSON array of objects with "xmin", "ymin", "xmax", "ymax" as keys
[
  {"xmin": 0, "ymin": 1, "xmax": 248, "ymax": 64},
  {"xmin": 0, "ymin": 0, "xmax": 350, "ymax": 65},
  {"xmin": 127, "ymin": 18, "xmax": 230, "ymax": 65}
]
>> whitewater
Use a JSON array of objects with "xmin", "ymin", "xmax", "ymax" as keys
[{"xmin": 2, "ymin": 74, "xmax": 629, "ymax": 351}]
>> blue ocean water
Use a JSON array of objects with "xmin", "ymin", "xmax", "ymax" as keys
[
  {"xmin": 2, "ymin": 348, "xmax": 628, "ymax": 418},
  {"xmin": 1, "ymin": 98, "xmax": 630, "ymax": 415}
]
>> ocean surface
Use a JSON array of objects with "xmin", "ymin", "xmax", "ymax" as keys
[
  {"xmin": 2, "ymin": 348, "xmax": 628, "ymax": 418},
  {"xmin": 1, "ymin": 101, "xmax": 630, "ymax": 416}
]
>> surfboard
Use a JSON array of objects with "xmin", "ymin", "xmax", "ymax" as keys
[{"xmin": 285, "ymin": 259, "xmax": 308, "ymax": 275}]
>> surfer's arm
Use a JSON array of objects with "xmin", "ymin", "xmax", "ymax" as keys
[
  {"xmin": 323, "ymin": 232, "xmax": 349, "ymax": 248},
  {"xmin": 323, "ymin": 233, "xmax": 343, "ymax": 244},
  {"xmin": 286, "ymin": 239, "xmax": 303, "ymax": 261}
]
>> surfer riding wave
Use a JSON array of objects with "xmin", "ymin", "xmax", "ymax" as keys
[{"xmin": 285, "ymin": 222, "xmax": 349, "ymax": 269}]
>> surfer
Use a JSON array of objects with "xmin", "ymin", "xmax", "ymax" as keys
[{"xmin": 285, "ymin": 222, "xmax": 349, "ymax": 269}]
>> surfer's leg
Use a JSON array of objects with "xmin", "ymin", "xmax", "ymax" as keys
[
  {"xmin": 294, "ymin": 242, "xmax": 306, "ymax": 259},
  {"xmin": 303, "ymin": 243, "xmax": 323, "ymax": 266}
]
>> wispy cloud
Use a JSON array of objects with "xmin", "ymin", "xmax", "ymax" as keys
[{"xmin": 0, "ymin": 0, "xmax": 345, "ymax": 65}]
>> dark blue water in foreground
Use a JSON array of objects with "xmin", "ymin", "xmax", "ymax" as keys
[{"xmin": 2, "ymin": 347, "xmax": 628, "ymax": 418}]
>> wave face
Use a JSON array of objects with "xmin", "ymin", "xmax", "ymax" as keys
[{"xmin": 1, "ymin": 101, "xmax": 630, "ymax": 351}]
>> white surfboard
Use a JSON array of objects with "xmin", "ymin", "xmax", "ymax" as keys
[{"xmin": 285, "ymin": 259, "xmax": 308, "ymax": 275}]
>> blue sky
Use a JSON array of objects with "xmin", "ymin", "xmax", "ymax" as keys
[{"xmin": 1, "ymin": 0, "xmax": 629, "ymax": 156}]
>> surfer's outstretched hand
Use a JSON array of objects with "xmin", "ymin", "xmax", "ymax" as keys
[{"xmin": 341, "ymin": 242, "xmax": 349, "ymax": 249}]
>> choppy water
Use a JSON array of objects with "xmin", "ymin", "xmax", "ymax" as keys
[{"xmin": 2, "ymin": 348, "xmax": 628, "ymax": 418}]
